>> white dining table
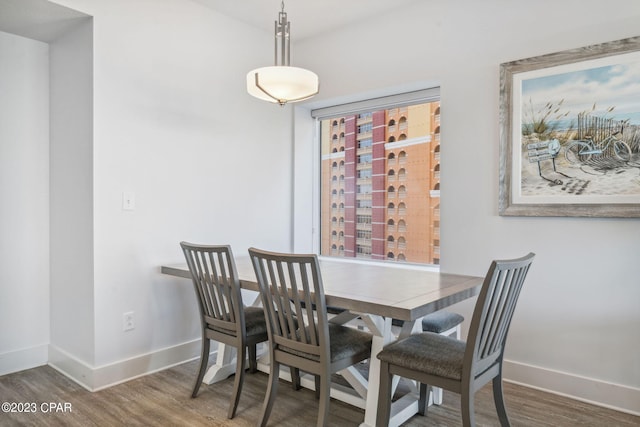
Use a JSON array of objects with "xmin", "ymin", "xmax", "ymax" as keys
[{"xmin": 162, "ymin": 256, "xmax": 483, "ymax": 427}]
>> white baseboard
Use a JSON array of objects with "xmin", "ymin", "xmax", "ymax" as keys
[
  {"xmin": 48, "ymin": 339, "xmax": 213, "ymax": 391},
  {"xmin": 48, "ymin": 345, "xmax": 95, "ymax": 390},
  {"xmin": 503, "ymin": 359, "xmax": 640, "ymax": 416},
  {"xmin": 0, "ymin": 344, "xmax": 48, "ymax": 376},
  {"xmin": 41, "ymin": 346, "xmax": 639, "ymax": 417}
]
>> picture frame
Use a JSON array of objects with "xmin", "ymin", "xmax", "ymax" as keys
[{"xmin": 499, "ymin": 36, "xmax": 640, "ymax": 217}]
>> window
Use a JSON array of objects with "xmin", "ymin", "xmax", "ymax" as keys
[
  {"xmin": 357, "ymin": 184, "xmax": 372, "ymax": 194},
  {"xmin": 357, "ymin": 199, "xmax": 372, "ymax": 209},
  {"xmin": 357, "ymin": 169, "xmax": 372, "ymax": 179},
  {"xmin": 315, "ymin": 88, "xmax": 441, "ymax": 265},
  {"xmin": 357, "ymin": 153, "xmax": 372, "ymax": 164},
  {"xmin": 357, "ymin": 123, "xmax": 373, "ymax": 134},
  {"xmin": 358, "ymin": 138, "xmax": 372, "ymax": 149},
  {"xmin": 357, "ymin": 230, "xmax": 372, "ymax": 239}
]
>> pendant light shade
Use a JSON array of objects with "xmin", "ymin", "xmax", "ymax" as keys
[
  {"xmin": 246, "ymin": 3, "xmax": 319, "ymax": 106},
  {"xmin": 247, "ymin": 66, "xmax": 319, "ymax": 104}
]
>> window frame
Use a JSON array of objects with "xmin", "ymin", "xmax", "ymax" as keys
[
  {"xmin": 291, "ymin": 82, "xmax": 441, "ymax": 271},
  {"xmin": 304, "ymin": 87, "xmax": 441, "ymax": 267}
]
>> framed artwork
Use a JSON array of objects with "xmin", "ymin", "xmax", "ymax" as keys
[{"xmin": 499, "ymin": 36, "xmax": 640, "ymax": 217}]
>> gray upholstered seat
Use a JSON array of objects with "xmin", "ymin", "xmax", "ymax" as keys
[
  {"xmin": 249, "ymin": 248, "xmax": 373, "ymax": 427},
  {"xmin": 421, "ymin": 311, "xmax": 465, "ymax": 334},
  {"xmin": 376, "ymin": 253, "xmax": 535, "ymax": 427},
  {"xmin": 391, "ymin": 311, "xmax": 464, "ymax": 334},
  {"xmin": 181, "ymin": 242, "xmax": 269, "ymax": 420},
  {"xmin": 378, "ymin": 332, "xmax": 466, "ymax": 381},
  {"xmin": 210, "ymin": 307, "xmax": 267, "ymax": 337},
  {"xmin": 390, "ymin": 310, "xmax": 464, "ymax": 405}
]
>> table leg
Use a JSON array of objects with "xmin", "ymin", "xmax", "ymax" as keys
[
  {"xmin": 360, "ymin": 316, "xmax": 428, "ymax": 427},
  {"xmin": 202, "ymin": 343, "xmax": 237, "ymax": 384},
  {"xmin": 360, "ymin": 315, "xmax": 395, "ymax": 427}
]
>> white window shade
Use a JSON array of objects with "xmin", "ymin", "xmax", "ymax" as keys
[{"xmin": 311, "ymin": 88, "xmax": 440, "ymax": 120}]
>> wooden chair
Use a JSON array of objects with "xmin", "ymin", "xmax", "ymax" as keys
[
  {"xmin": 376, "ymin": 253, "xmax": 535, "ymax": 427},
  {"xmin": 248, "ymin": 248, "xmax": 373, "ymax": 427},
  {"xmin": 180, "ymin": 242, "xmax": 268, "ymax": 419}
]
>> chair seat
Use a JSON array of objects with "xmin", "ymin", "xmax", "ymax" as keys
[
  {"xmin": 390, "ymin": 311, "xmax": 463, "ymax": 333},
  {"xmin": 281, "ymin": 323, "xmax": 372, "ymax": 363},
  {"xmin": 377, "ymin": 332, "xmax": 465, "ymax": 381},
  {"xmin": 421, "ymin": 311, "xmax": 464, "ymax": 333},
  {"xmin": 243, "ymin": 307, "xmax": 269, "ymax": 336},
  {"xmin": 210, "ymin": 307, "xmax": 267, "ymax": 337}
]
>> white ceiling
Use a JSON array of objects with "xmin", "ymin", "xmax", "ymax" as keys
[
  {"xmin": 0, "ymin": 0, "xmax": 419, "ymax": 43},
  {"xmin": 0, "ymin": 0, "xmax": 89, "ymax": 42},
  {"xmin": 0, "ymin": 0, "xmax": 426, "ymax": 111},
  {"xmin": 191, "ymin": 0, "xmax": 421, "ymax": 41}
]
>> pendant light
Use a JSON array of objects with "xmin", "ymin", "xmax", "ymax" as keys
[{"xmin": 246, "ymin": 2, "xmax": 319, "ymax": 106}]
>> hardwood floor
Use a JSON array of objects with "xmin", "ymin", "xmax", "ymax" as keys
[{"xmin": 1, "ymin": 361, "xmax": 638, "ymax": 426}]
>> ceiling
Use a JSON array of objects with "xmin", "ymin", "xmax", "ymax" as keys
[
  {"xmin": 0, "ymin": 0, "xmax": 419, "ymax": 43},
  {"xmin": 0, "ymin": 0, "xmax": 89, "ymax": 42},
  {"xmin": 191, "ymin": 0, "xmax": 420, "ymax": 41}
]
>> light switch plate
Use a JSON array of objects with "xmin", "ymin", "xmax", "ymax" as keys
[{"xmin": 122, "ymin": 192, "xmax": 135, "ymax": 211}]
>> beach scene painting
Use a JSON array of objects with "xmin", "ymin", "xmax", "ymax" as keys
[{"xmin": 500, "ymin": 37, "xmax": 640, "ymax": 217}]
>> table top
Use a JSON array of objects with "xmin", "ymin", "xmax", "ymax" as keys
[{"xmin": 161, "ymin": 256, "xmax": 483, "ymax": 321}]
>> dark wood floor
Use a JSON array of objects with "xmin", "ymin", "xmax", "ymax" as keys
[{"xmin": 1, "ymin": 361, "xmax": 638, "ymax": 426}]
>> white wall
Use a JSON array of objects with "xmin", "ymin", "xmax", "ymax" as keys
[
  {"xmin": 0, "ymin": 31, "xmax": 50, "ymax": 375},
  {"xmin": 3, "ymin": 0, "xmax": 637, "ymax": 414},
  {"xmin": 295, "ymin": 0, "xmax": 640, "ymax": 414},
  {"xmin": 46, "ymin": 0, "xmax": 294, "ymax": 387},
  {"xmin": 49, "ymin": 17, "xmax": 95, "ymax": 372}
]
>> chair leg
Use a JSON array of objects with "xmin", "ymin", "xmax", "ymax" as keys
[
  {"xmin": 376, "ymin": 361, "xmax": 392, "ymax": 427},
  {"xmin": 314, "ymin": 375, "xmax": 321, "ymax": 399},
  {"xmin": 248, "ymin": 343, "xmax": 258, "ymax": 373},
  {"xmin": 493, "ymin": 376, "xmax": 511, "ymax": 427},
  {"xmin": 191, "ymin": 337, "xmax": 210, "ymax": 398},
  {"xmin": 227, "ymin": 344, "xmax": 246, "ymax": 419},
  {"xmin": 460, "ymin": 385, "xmax": 475, "ymax": 427},
  {"xmin": 258, "ymin": 361, "xmax": 280, "ymax": 427},
  {"xmin": 418, "ymin": 383, "xmax": 431, "ymax": 416},
  {"xmin": 291, "ymin": 367, "xmax": 301, "ymax": 390},
  {"xmin": 316, "ymin": 373, "xmax": 331, "ymax": 427}
]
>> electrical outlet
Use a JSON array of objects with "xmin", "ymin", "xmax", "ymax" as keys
[{"xmin": 123, "ymin": 311, "xmax": 135, "ymax": 331}]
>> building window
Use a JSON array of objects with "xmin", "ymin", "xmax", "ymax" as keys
[
  {"xmin": 357, "ymin": 199, "xmax": 372, "ymax": 209},
  {"xmin": 358, "ymin": 153, "xmax": 372, "ymax": 164},
  {"xmin": 316, "ymin": 89, "xmax": 441, "ymax": 265},
  {"xmin": 358, "ymin": 138, "xmax": 372, "ymax": 148},
  {"xmin": 357, "ymin": 123, "xmax": 373, "ymax": 133},
  {"xmin": 358, "ymin": 169, "xmax": 372, "ymax": 179}
]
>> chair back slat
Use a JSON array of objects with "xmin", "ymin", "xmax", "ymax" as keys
[
  {"xmin": 479, "ymin": 268, "xmax": 512, "ymax": 357},
  {"xmin": 249, "ymin": 248, "xmax": 329, "ymax": 360},
  {"xmin": 466, "ymin": 253, "xmax": 534, "ymax": 377},
  {"xmin": 181, "ymin": 243, "xmax": 243, "ymax": 334}
]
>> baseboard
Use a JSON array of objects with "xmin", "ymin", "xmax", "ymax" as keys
[
  {"xmin": 0, "ymin": 344, "xmax": 48, "ymax": 376},
  {"xmin": 48, "ymin": 345, "xmax": 95, "ymax": 390},
  {"xmin": 43, "ymin": 345, "xmax": 639, "ymax": 416},
  {"xmin": 48, "ymin": 339, "xmax": 212, "ymax": 391},
  {"xmin": 503, "ymin": 359, "xmax": 640, "ymax": 416}
]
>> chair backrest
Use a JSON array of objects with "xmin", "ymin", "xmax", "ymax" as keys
[
  {"xmin": 248, "ymin": 248, "xmax": 330, "ymax": 362},
  {"xmin": 181, "ymin": 242, "xmax": 244, "ymax": 336},
  {"xmin": 464, "ymin": 253, "xmax": 535, "ymax": 378}
]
